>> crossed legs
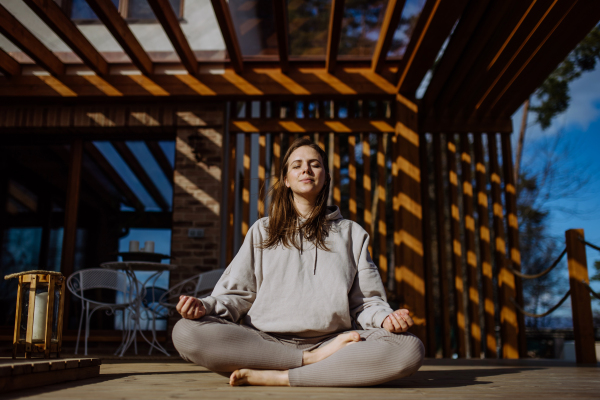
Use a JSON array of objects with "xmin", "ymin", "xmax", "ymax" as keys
[{"xmin": 172, "ymin": 316, "xmax": 424, "ymax": 387}]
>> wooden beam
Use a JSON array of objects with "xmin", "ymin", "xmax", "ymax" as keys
[
  {"xmin": 446, "ymin": 134, "xmax": 466, "ymax": 358},
  {"xmin": 211, "ymin": 0, "xmax": 244, "ymax": 74},
  {"xmin": 395, "ymin": 0, "xmax": 469, "ymax": 95},
  {"xmin": 432, "ymin": 134, "xmax": 452, "ymax": 358},
  {"xmin": 84, "ymin": 142, "xmax": 144, "ymax": 211},
  {"xmin": 326, "ymin": 0, "xmax": 346, "ymax": 74},
  {"xmin": 272, "ymin": 0, "xmax": 289, "ymax": 73},
  {"xmin": 0, "ymin": 4, "xmax": 64, "ymax": 76},
  {"xmin": 146, "ymin": 141, "xmax": 173, "ymax": 183},
  {"xmin": 241, "ymin": 134, "xmax": 251, "ymax": 238},
  {"xmin": 421, "ymin": 0, "xmax": 492, "ymax": 111},
  {"xmin": 226, "ymin": 134, "xmax": 237, "ymax": 264},
  {"xmin": 112, "ymin": 141, "xmax": 170, "ymax": 211},
  {"xmin": 500, "ymin": 133, "xmax": 526, "ymax": 358},
  {"xmin": 473, "ymin": 133, "xmax": 497, "ymax": 359},
  {"xmin": 230, "ymin": 119, "xmax": 396, "ymax": 133},
  {"xmin": 0, "ymin": 48, "xmax": 20, "ymax": 77},
  {"xmin": 494, "ymin": 0, "xmax": 600, "ymax": 117},
  {"xmin": 23, "ymin": 0, "xmax": 108, "ymax": 76},
  {"xmin": 371, "ymin": 0, "xmax": 407, "ymax": 74},
  {"xmin": 487, "ymin": 133, "xmax": 519, "ymax": 359},
  {"xmin": 85, "ymin": 0, "xmax": 153, "ymax": 75},
  {"xmin": 147, "ymin": 0, "xmax": 198, "ymax": 76}
]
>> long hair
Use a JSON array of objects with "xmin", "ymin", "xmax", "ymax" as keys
[{"xmin": 259, "ymin": 138, "xmax": 331, "ymax": 251}]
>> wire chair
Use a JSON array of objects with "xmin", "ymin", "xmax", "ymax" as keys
[
  {"xmin": 158, "ymin": 269, "xmax": 225, "ymax": 313},
  {"xmin": 66, "ymin": 268, "xmax": 134, "ymax": 355}
]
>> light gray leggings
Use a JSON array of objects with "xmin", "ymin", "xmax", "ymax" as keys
[{"xmin": 172, "ymin": 316, "xmax": 424, "ymax": 387}]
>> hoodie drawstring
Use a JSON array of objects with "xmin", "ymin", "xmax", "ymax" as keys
[{"xmin": 299, "ymin": 227, "xmax": 317, "ymax": 274}]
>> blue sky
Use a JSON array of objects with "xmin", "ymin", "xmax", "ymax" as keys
[{"xmin": 511, "ymin": 67, "xmax": 600, "ymax": 309}]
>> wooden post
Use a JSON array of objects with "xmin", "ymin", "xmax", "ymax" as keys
[
  {"xmin": 258, "ymin": 134, "xmax": 266, "ymax": 218},
  {"xmin": 565, "ymin": 229, "xmax": 596, "ymax": 364},
  {"xmin": 362, "ymin": 133, "xmax": 373, "ymax": 256},
  {"xmin": 333, "ymin": 135, "xmax": 341, "ymax": 207},
  {"xmin": 500, "ymin": 133, "xmax": 526, "ymax": 358},
  {"xmin": 433, "ymin": 134, "xmax": 452, "ymax": 358},
  {"xmin": 446, "ymin": 134, "xmax": 466, "ymax": 358},
  {"xmin": 394, "ymin": 95, "xmax": 427, "ymax": 346},
  {"xmin": 241, "ymin": 134, "xmax": 251, "ymax": 239},
  {"xmin": 377, "ymin": 134, "xmax": 388, "ymax": 287},
  {"xmin": 459, "ymin": 133, "xmax": 481, "ymax": 358},
  {"xmin": 226, "ymin": 134, "xmax": 236, "ymax": 263},
  {"xmin": 488, "ymin": 133, "xmax": 519, "ymax": 359},
  {"xmin": 348, "ymin": 134, "xmax": 357, "ymax": 221},
  {"xmin": 420, "ymin": 133, "xmax": 436, "ymax": 358},
  {"xmin": 473, "ymin": 134, "xmax": 497, "ymax": 358}
]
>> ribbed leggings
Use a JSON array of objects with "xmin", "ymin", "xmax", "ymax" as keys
[{"xmin": 172, "ymin": 316, "xmax": 424, "ymax": 387}]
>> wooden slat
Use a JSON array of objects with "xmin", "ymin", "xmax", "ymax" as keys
[
  {"xmin": 241, "ymin": 134, "xmax": 251, "ymax": 238},
  {"xmin": 433, "ymin": 134, "xmax": 452, "ymax": 358},
  {"xmin": 377, "ymin": 134, "xmax": 388, "ymax": 286},
  {"xmin": 487, "ymin": 133, "xmax": 518, "ymax": 359},
  {"xmin": 230, "ymin": 119, "xmax": 396, "ymax": 133},
  {"xmin": 333, "ymin": 135, "xmax": 341, "ymax": 206},
  {"xmin": 565, "ymin": 229, "xmax": 596, "ymax": 364},
  {"xmin": 211, "ymin": 0, "xmax": 244, "ymax": 74},
  {"xmin": 23, "ymin": 0, "xmax": 108, "ymax": 76},
  {"xmin": 0, "ymin": 5, "xmax": 64, "ymax": 76},
  {"xmin": 446, "ymin": 134, "xmax": 466, "ymax": 358},
  {"xmin": 84, "ymin": 142, "xmax": 144, "ymax": 211},
  {"xmin": 371, "ymin": 0, "xmax": 407, "ymax": 74},
  {"xmin": 362, "ymin": 133, "xmax": 373, "ymax": 255},
  {"xmin": 500, "ymin": 133, "xmax": 526, "ymax": 358},
  {"xmin": 85, "ymin": 0, "xmax": 153, "ymax": 75},
  {"xmin": 272, "ymin": 0, "xmax": 289, "ymax": 73},
  {"xmin": 326, "ymin": 0, "xmax": 346, "ymax": 74},
  {"xmin": 147, "ymin": 0, "xmax": 198, "ymax": 75},
  {"xmin": 112, "ymin": 141, "xmax": 170, "ymax": 211},
  {"xmin": 421, "ymin": 0, "xmax": 492, "ymax": 110},
  {"xmin": 420, "ymin": 118, "xmax": 513, "ymax": 134},
  {"xmin": 273, "ymin": 133, "xmax": 281, "ymax": 179},
  {"xmin": 0, "ymin": 48, "xmax": 21, "ymax": 77},
  {"xmin": 395, "ymin": 0, "xmax": 469, "ymax": 95},
  {"xmin": 258, "ymin": 134, "xmax": 267, "ymax": 217},
  {"xmin": 494, "ymin": 0, "xmax": 600, "ymax": 117},
  {"xmin": 432, "ymin": 0, "xmax": 517, "ymax": 111},
  {"xmin": 317, "ymin": 132, "xmax": 326, "ymax": 151},
  {"xmin": 60, "ymin": 139, "xmax": 83, "ymax": 287},
  {"xmin": 348, "ymin": 134, "xmax": 357, "ymax": 221},
  {"xmin": 146, "ymin": 141, "xmax": 173, "ymax": 182},
  {"xmin": 473, "ymin": 134, "xmax": 497, "ymax": 359},
  {"xmin": 394, "ymin": 98, "xmax": 427, "ymax": 346},
  {"xmin": 420, "ymin": 133, "xmax": 436, "ymax": 358},
  {"xmin": 226, "ymin": 134, "xmax": 236, "ymax": 263},
  {"xmin": 459, "ymin": 133, "xmax": 481, "ymax": 358}
]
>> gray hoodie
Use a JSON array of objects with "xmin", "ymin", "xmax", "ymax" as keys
[{"xmin": 200, "ymin": 206, "xmax": 394, "ymax": 338}]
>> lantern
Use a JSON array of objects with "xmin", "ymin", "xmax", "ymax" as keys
[{"xmin": 5, "ymin": 270, "xmax": 66, "ymax": 359}]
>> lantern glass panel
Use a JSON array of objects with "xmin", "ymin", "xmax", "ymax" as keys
[
  {"xmin": 32, "ymin": 284, "xmax": 49, "ymax": 343},
  {"xmin": 19, "ymin": 283, "xmax": 29, "ymax": 341},
  {"xmin": 51, "ymin": 286, "xmax": 60, "ymax": 341}
]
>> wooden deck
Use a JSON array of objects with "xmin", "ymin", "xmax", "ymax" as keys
[{"xmin": 0, "ymin": 357, "xmax": 597, "ymax": 399}]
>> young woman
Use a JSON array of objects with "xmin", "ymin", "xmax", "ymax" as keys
[{"xmin": 172, "ymin": 138, "xmax": 424, "ymax": 387}]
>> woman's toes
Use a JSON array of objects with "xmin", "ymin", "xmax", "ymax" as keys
[{"xmin": 230, "ymin": 370, "xmax": 246, "ymax": 386}]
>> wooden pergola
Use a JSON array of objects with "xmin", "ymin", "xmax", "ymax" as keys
[{"xmin": 1, "ymin": 0, "xmax": 599, "ymax": 359}]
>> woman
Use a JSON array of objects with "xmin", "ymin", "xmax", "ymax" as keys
[{"xmin": 172, "ymin": 138, "xmax": 424, "ymax": 387}]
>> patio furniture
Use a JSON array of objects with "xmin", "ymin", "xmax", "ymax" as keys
[
  {"xmin": 66, "ymin": 268, "xmax": 133, "ymax": 356},
  {"xmin": 158, "ymin": 269, "xmax": 225, "ymax": 313},
  {"xmin": 100, "ymin": 261, "xmax": 177, "ymax": 356}
]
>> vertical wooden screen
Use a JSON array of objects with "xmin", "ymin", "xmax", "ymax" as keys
[
  {"xmin": 348, "ymin": 134, "xmax": 357, "ymax": 221},
  {"xmin": 362, "ymin": 134, "xmax": 373, "ymax": 256},
  {"xmin": 377, "ymin": 134, "xmax": 388, "ymax": 286}
]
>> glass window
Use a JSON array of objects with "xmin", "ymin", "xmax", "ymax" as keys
[
  {"xmin": 69, "ymin": 0, "xmax": 182, "ymax": 21},
  {"xmin": 288, "ymin": 0, "xmax": 331, "ymax": 58},
  {"xmin": 229, "ymin": 0, "xmax": 278, "ymax": 57},
  {"xmin": 387, "ymin": 0, "xmax": 425, "ymax": 58},
  {"xmin": 339, "ymin": 0, "xmax": 388, "ymax": 58}
]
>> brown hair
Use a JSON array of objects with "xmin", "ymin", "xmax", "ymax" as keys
[{"xmin": 259, "ymin": 138, "xmax": 331, "ymax": 251}]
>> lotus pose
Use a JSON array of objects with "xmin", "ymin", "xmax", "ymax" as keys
[{"xmin": 172, "ymin": 138, "xmax": 424, "ymax": 387}]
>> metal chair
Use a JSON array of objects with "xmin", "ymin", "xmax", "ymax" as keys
[
  {"xmin": 159, "ymin": 269, "xmax": 224, "ymax": 313},
  {"xmin": 66, "ymin": 268, "xmax": 133, "ymax": 355}
]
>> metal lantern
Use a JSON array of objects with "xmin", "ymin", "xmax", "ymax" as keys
[{"xmin": 5, "ymin": 270, "xmax": 66, "ymax": 359}]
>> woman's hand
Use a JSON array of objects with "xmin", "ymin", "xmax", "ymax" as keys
[
  {"xmin": 382, "ymin": 309, "xmax": 414, "ymax": 333},
  {"xmin": 176, "ymin": 295, "xmax": 206, "ymax": 320}
]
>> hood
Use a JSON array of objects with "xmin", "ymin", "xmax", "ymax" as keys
[{"xmin": 325, "ymin": 205, "xmax": 343, "ymax": 221}]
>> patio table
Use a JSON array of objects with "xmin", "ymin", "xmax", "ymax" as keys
[{"xmin": 100, "ymin": 261, "xmax": 177, "ymax": 357}]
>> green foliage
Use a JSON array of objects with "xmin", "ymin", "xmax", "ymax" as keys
[
  {"xmin": 592, "ymin": 260, "xmax": 600, "ymax": 282},
  {"xmin": 530, "ymin": 25, "xmax": 600, "ymax": 130}
]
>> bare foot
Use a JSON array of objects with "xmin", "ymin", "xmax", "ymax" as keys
[
  {"xmin": 302, "ymin": 331, "xmax": 361, "ymax": 365},
  {"xmin": 229, "ymin": 369, "xmax": 290, "ymax": 386}
]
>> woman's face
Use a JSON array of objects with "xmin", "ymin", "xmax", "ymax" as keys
[{"xmin": 284, "ymin": 145, "xmax": 327, "ymax": 201}]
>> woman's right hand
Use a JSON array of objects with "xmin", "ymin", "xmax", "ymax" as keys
[{"xmin": 176, "ymin": 295, "xmax": 206, "ymax": 319}]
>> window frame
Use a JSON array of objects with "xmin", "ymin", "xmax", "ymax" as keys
[{"xmin": 60, "ymin": 0, "xmax": 185, "ymax": 24}]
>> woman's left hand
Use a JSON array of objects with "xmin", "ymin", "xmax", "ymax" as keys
[{"xmin": 382, "ymin": 309, "xmax": 414, "ymax": 333}]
